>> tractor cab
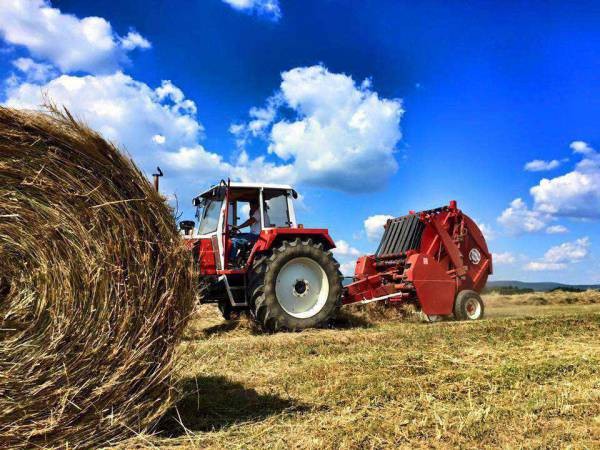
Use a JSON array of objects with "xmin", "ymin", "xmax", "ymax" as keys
[{"xmin": 186, "ymin": 182, "xmax": 299, "ymax": 270}]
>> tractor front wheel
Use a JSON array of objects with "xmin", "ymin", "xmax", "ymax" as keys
[
  {"xmin": 454, "ymin": 290, "xmax": 485, "ymax": 320},
  {"xmin": 248, "ymin": 238, "xmax": 342, "ymax": 331}
]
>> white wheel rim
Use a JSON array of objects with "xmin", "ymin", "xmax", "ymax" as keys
[
  {"xmin": 465, "ymin": 297, "xmax": 481, "ymax": 319},
  {"xmin": 275, "ymin": 257, "xmax": 329, "ymax": 319}
]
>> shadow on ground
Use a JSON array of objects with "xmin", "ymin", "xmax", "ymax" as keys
[
  {"xmin": 183, "ymin": 313, "xmax": 374, "ymax": 341},
  {"xmin": 157, "ymin": 375, "xmax": 306, "ymax": 436},
  {"xmin": 327, "ymin": 311, "xmax": 374, "ymax": 329}
]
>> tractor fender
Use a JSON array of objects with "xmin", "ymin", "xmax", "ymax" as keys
[{"xmin": 255, "ymin": 228, "xmax": 336, "ymax": 252}]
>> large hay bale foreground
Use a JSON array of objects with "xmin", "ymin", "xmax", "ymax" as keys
[{"xmin": 0, "ymin": 107, "xmax": 195, "ymax": 448}]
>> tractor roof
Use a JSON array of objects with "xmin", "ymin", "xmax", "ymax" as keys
[
  {"xmin": 197, "ymin": 182, "xmax": 293, "ymax": 197},
  {"xmin": 194, "ymin": 181, "xmax": 296, "ymax": 204}
]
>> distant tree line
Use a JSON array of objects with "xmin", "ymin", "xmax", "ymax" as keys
[
  {"xmin": 484, "ymin": 285, "xmax": 598, "ymax": 295},
  {"xmin": 549, "ymin": 286, "xmax": 585, "ymax": 293},
  {"xmin": 483, "ymin": 286, "xmax": 534, "ymax": 295}
]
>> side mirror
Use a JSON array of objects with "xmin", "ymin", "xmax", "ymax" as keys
[{"xmin": 179, "ymin": 220, "xmax": 195, "ymax": 237}]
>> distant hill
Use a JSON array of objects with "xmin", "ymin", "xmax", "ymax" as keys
[{"xmin": 487, "ymin": 280, "xmax": 600, "ymax": 292}]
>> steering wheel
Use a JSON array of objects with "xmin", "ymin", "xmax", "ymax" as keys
[{"xmin": 228, "ymin": 225, "xmax": 240, "ymax": 236}]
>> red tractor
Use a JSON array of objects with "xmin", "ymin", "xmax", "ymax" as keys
[
  {"xmin": 181, "ymin": 181, "xmax": 492, "ymax": 331},
  {"xmin": 181, "ymin": 181, "xmax": 343, "ymax": 331}
]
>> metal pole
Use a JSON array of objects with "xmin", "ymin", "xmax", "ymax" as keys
[{"xmin": 152, "ymin": 166, "xmax": 163, "ymax": 192}]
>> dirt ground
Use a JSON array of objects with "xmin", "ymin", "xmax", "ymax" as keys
[{"xmin": 117, "ymin": 291, "xmax": 600, "ymax": 449}]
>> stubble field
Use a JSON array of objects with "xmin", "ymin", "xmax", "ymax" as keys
[{"xmin": 118, "ymin": 290, "xmax": 600, "ymax": 449}]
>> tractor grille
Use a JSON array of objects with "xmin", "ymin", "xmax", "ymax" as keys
[{"xmin": 376, "ymin": 214, "xmax": 425, "ymax": 256}]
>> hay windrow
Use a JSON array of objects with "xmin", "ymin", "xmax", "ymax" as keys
[{"xmin": 0, "ymin": 106, "xmax": 195, "ymax": 448}]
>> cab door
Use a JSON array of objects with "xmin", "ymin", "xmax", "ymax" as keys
[{"xmin": 196, "ymin": 195, "xmax": 227, "ymax": 273}]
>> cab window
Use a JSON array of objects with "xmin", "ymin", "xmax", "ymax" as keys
[
  {"xmin": 264, "ymin": 192, "xmax": 291, "ymax": 228},
  {"xmin": 197, "ymin": 199, "xmax": 222, "ymax": 235}
]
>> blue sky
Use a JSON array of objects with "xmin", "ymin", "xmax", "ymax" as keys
[{"xmin": 1, "ymin": 0, "xmax": 599, "ymax": 282}]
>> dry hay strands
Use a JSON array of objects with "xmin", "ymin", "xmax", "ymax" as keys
[{"xmin": 0, "ymin": 106, "xmax": 195, "ymax": 449}]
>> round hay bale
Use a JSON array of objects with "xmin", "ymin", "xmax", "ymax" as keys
[{"xmin": 0, "ymin": 106, "xmax": 195, "ymax": 448}]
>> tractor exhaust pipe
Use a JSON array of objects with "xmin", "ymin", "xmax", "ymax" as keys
[{"xmin": 152, "ymin": 166, "xmax": 163, "ymax": 192}]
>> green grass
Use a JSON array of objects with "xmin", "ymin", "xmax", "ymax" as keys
[{"xmin": 117, "ymin": 293, "xmax": 600, "ymax": 449}]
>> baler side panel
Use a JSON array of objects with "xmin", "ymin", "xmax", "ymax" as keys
[{"xmin": 404, "ymin": 254, "xmax": 455, "ymax": 315}]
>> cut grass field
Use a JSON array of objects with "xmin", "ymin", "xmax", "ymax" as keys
[{"xmin": 120, "ymin": 291, "xmax": 600, "ymax": 449}]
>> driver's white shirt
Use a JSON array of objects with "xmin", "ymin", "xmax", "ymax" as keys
[{"xmin": 250, "ymin": 209, "xmax": 270, "ymax": 234}]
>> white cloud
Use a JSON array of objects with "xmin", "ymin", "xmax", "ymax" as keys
[
  {"xmin": 497, "ymin": 198, "xmax": 549, "ymax": 234},
  {"xmin": 524, "ymin": 237, "xmax": 590, "ymax": 272},
  {"xmin": 233, "ymin": 65, "xmax": 404, "ymax": 192},
  {"xmin": 476, "ymin": 222, "xmax": 495, "ymax": 241},
  {"xmin": 339, "ymin": 261, "xmax": 356, "ymax": 277},
  {"xmin": 4, "ymin": 72, "xmax": 203, "ymax": 171},
  {"xmin": 493, "ymin": 252, "xmax": 516, "ymax": 264},
  {"xmin": 524, "ymin": 159, "xmax": 561, "ymax": 171},
  {"xmin": 120, "ymin": 31, "xmax": 151, "ymax": 51},
  {"xmin": 0, "ymin": 0, "xmax": 150, "ymax": 73},
  {"xmin": 570, "ymin": 140, "xmax": 593, "ymax": 155},
  {"xmin": 12, "ymin": 57, "xmax": 56, "ymax": 82},
  {"xmin": 231, "ymin": 94, "xmax": 282, "ymax": 145},
  {"xmin": 0, "ymin": 67, "xmax": 299, "ymax": 197},
  {"xmin": 546, "ymin": 225, "xmax": 568, "ymax": 234},
  {"xmin": 333, "ymin": 240, "xmax": 361, "ymax": 257},
  {"xmin": 524, "ymin": 261, "xmax": 566, "ymax": 271},
  {"xmin": 500, "ymin": 140, "xmax": 600, "ymax": 232},
  {"xmin": 332, "ymin": 240, "xmax": 362, "ymax": 277},
  {"xmin": 160, "ymin": 145, "xmax": 228, "ymax": 172},
  {"xmin": 221, "ymin": 0, "xmax": 281, "ymax": 20},
  {"xmin": 530, "ymin": 153, "xmax": 600, "ymax": 218},
  {"xmin": 152, "ymin": 134, "xmax": 166, "ymax": 145},
  {"xmin": 364, "ymin": 215, "xmax": 394, "ymax": 241},
  {"xmin": 543, "ymin": 237, "xmax": 589, "ymax": 263}
]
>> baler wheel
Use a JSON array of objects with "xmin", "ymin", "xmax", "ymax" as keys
[
  {"xmin": 248, "ymin": 238, "xmax": 342, "ymax": 331},
  {"xmin": 454, "ymin": 290, "xmax": 485, "ymax": 321}
]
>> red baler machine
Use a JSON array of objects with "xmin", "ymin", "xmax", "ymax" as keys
[{"xmin": 342, "ymin": 201, "xmax": 492, "ymax": 319}]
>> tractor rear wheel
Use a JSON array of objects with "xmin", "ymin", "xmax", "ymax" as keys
[
  {"xmin": 248, "ymin": 238, "xmax": 342, "ymax": 331},
  {"xmin": 454, "ymin": 290, "xmax": 484, "ymax": 320}
]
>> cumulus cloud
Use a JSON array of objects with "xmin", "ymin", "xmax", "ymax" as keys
[
  {"xmin": 543, "ymin": 237, "xmax": 589, "ymax": 263},
  {"xmin": 524, "ymin": 261, "xmax": 566, "ymax": 271},
  {"xmin": 120, "ymin": 31, "xmax": 151, "ymax": 51},
  {"xmin": 530, "ymin": 155, "xmax": 600, "ymax": 219},
  {"xmin": 332, "ymin": 240, "xmax": 362, "ymax": 277},
  {"xmin": 497, "ymin": 198, "xmax": 549, "ymax": 234},
  {"xmin": 232, "ymin": 65, "xmax": 403, "ymax": 192},
  {"xmin": 524, "ymin": 237, "xmax": 590, "ymax": 272},
  {"xmin": 221, "ymin": 0, "xmax": 281, "ymax": 20},
  {"xmin": 364, "ymin": 215, "xmax": 393, "ymax": 241},
  {"xmin": 0, "ymin": 0, "xmax": 151, "ymax": 73},
  {"xmin": 570, "ymin": 140, "xmax": 594, "ymax": 155},
  {"xmin": 11, "ymin": 57, "xmax": 56, "ymax": 82},
  {"xmin": 152, "ymin": 134, "xmax": 166, "ymax": 145},
  {"xmin": 4, "ymin": 72, "xmax": 203, "ymax": 170},
  {"xmin": 339, "ymin": 261, "xmax": 356, "ymax": 277},
  {"xmin": 333, "ymin": 240, "xmax": 361, "ymax": 257},
  {"xmin": 2, "ymin": 70, "xmax": 300, "ymax": 199},
  {"xmin": 493, "ymin": 252, "xmax": 516, "ymax": 264},
  {"xmin": 499, "ymin": 140, "xmax": 600, "ymax": 233},
  {"xmin": 524, "ymin": 159, "xmax": 561, "ymax": 172},
  {"xmin": 546, "ymin": 225, "xmax": 568, "ymax": 234},
  {"xmin": 476, "ymin": 222, "xmax": 495, "ymax": 241}
]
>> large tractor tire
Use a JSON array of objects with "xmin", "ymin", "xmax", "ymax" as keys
[
  {"xmin": 454, "ymin": 290, "xmax": 485, "ymax": 321},
  {"xmin": 248, "ymin": 238, "xmax": 343, "ymax": 331}
]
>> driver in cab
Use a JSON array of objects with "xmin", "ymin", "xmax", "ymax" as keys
[{"xmin": 229, "ymin": 199, "xmax": 270, "ymax": 264}]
